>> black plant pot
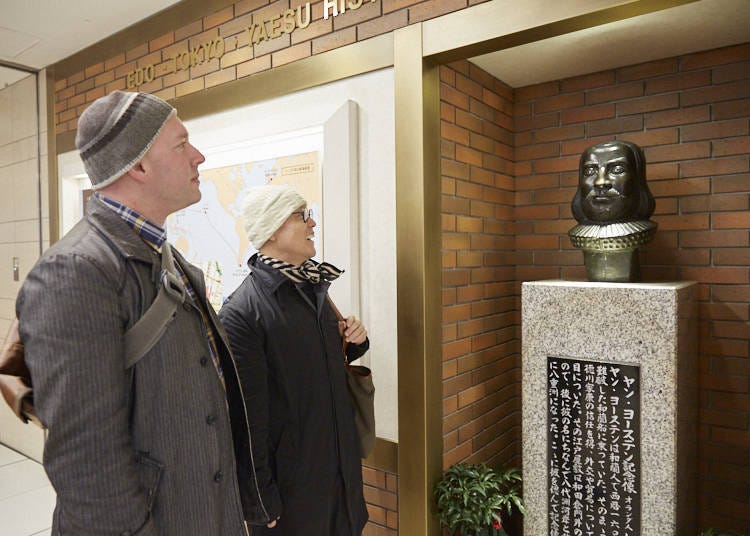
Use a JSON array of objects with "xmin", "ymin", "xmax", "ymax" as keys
[
  {"xmin": 452, "ymin": 528, "xmax": 506, "ymax": 536},
  {"xmin": 501, "ymin": 506, "xmax": 523, "ymax": 536}
]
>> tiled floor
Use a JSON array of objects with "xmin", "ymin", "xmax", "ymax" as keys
[{"xmin": 0, "ymin": 444, "xmax": 55, "ymax": 536}]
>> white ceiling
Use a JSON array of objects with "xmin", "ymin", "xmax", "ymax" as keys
[
  {"xmin": 0, "ymin": 0, "xmax": 748, "ymax": 90},
  {"xmin": 0, "ymin": 0, "xmax": 181, "ymax": 87},
  {"xmin": 471, "ymin": 0, "xmax": 750, "ymax": 87}
]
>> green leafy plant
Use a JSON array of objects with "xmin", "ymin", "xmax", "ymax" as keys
[
  {"xmin": 434, "ymin": 462, "xmax": 526, "ymax": 536},
  {"xmin": 699, "ymin": 529, "xmax": 743, "ymax": 536}
]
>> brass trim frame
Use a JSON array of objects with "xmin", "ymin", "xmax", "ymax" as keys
[
  {"xmin": 54, "ymin": 33, "xmax": 394, "ymax": 145},
  {"xmin": 176, "ymin": 34, "xmax": 398, "ymax": 475},
  {"xmin": 391, "ymin": 1, "xmax": 706, "ymax": 534},
  {"xmin": 56, "ymin": 130, "xmax": 77, "ymax": 156},
  {"xmin": 364, "ymin": 437, "xmax": 398, "ymax": 474},
  {"xmin": 423, "ymin": 0, "xmax": 700, "ymax": 63},
  {"xmin": 51, "ymin": 30, "xmax": 398, "ymax": 474},
  {"xmin": 174, "ymin": 33, "xmax": 397, "ymax": 477},
  {"xmin": 394, "ymin": 24, "xmax": 442, "ymax": 536},
  {"xmin": 174, "ymin": 33, "xmax": 394, "ymax": 120},
  {"xmin": 46, "ymin": 68, "xmax": 60, "ymax": 244}
]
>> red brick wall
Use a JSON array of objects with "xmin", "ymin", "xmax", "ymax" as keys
[
  {"xmin": 363, "ymin": 466, "xmax": 398, "ymax": 535},
  {"xmin": 514, "ymin": 43, "xmax": 750, "ymax": 534},
  {"xmin": 53, "ymin": 0, "xmax": 489, "ymax": 134},
  {"xmin": 440, "ymin": 60, "xmax": 522, "ymax": 473}
]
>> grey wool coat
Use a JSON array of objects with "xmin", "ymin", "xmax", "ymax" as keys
[{"xmin": 16, "ymin": 197, "xmax": 270, "ymax": 535}]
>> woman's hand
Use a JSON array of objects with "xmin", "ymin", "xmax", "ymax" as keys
[{"xmin": 339, "ymin": 316, "xmax": 367, "ymax": 345}]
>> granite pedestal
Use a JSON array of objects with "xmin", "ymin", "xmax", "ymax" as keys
[{"xmin": 522, "ymin": 280, "xmax": 696, "ymax": 536}]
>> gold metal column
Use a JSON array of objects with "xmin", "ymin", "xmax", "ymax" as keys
[
  {"xmin": 45, "ymin": 68, "xmax": 59, "ymax": 244},
  {"xmin": 394, "ymin": 23, "xmax": 442, "ymax": 536}
]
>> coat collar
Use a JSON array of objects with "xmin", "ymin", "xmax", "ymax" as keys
[
  {"xmin": 84, "ymin": 195, "xmax": 157, "ymax": 264},
  {"xmin": 248, "ymin": 253, "xmax": 291, "ymax": 294},
  {"xmin": 249, "ymin": 254, "xmax": 331, "ymax": 311}
]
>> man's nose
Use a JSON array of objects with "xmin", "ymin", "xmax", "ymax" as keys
[
  {"xmin": 594, "ymin": 166, "xmax": 610, "ymax": 188},
  {"xmin": 192, "ymin": 145, "xmax": 206, "ymax": 165}
]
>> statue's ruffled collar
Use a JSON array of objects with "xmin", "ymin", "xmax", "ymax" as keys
[{"xmin": 568, "ymin": 220, "xmax": 657, "ymax": 251}]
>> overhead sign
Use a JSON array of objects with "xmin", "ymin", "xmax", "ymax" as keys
[{"xmin": 127, "ymin": 0, "xmax": 378, "ymax": 89}]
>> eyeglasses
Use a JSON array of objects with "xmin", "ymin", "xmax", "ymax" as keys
[{"xmin": 292, "ymin": 208, "xmax": 314, "ymax": 223}]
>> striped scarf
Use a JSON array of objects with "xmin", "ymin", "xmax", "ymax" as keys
[{"xmin": 258, "ymin": 254, "xmax": 343, "ymax": 284}]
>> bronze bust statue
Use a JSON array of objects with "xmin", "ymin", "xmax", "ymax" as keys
[{"xmin": 569, "ymin": 140, "xmax": 657, "ymax": 282}]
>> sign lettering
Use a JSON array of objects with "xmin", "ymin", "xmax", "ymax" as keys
[
  {"xmin": 126, "ymin": 0, "xmax": 377, "ymax": 89},
  {"xmin": 548, "ymin": 356, "xmax": 641, "ymax": 536}
]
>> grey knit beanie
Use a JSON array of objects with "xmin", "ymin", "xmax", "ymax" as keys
[
  {"xmin": 75, "ymin": 91, "xmax": 176, "ymax": 189},
  {"xmin": 242, "ymin": 184, "xmax": 307, "ymax": 249}
]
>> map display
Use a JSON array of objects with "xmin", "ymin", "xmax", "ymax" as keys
[{"xmin": 167, "ymin": 151, "xmax": 321, "ymax": 310}]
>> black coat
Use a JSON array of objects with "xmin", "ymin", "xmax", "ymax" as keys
[{"xmin": 219, "ymin": 255, "xmax": 369, "ymax": 535}]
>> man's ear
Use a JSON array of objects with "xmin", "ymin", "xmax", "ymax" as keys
[{"xmin": 126, "ymin": 160, "xmax": 148, "ymax": 184}]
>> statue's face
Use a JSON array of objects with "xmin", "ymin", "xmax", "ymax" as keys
[{"xmin": 579, "ymin": 143, "xmax": 638, "ymax": 222}]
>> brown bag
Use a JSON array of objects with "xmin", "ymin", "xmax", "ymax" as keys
[
  {"xmin": 345, "ymin": 362, "xmax": 376, "ymax": 458},
  {"xmin": 326, "ymin": 295, "xmax": 376, "ymax": 458},
  {"xmin": 0, "ymin": 318, "xmax": 41, "ymax": 427}
]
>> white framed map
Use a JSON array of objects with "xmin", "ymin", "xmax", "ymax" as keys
[{"xmin": 166, "ymin": 134, "xmax": 323, "ymax": 309}]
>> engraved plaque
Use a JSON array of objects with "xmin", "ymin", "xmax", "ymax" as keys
[{"xmin": 547, "ymin": 356, "xmax": 641, "ymax": 536}]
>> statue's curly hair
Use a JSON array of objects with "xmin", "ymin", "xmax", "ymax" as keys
[{"xmin": 571, "ymin": 140, "xmax": 655, "ymax": 223}]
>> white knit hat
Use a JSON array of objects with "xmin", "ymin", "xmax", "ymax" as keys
[{"xmin": 242, "ymin": 184, "xmax": 307, "ymax": 249}]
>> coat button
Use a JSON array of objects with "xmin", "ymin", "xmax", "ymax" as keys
[
  {"xmin": 214, "ymin": 470, "xmax": 223, "ymax": 482},
  {"xmin": 206, "ymin": 415, "xmax": 215, "ymax": 425},
  {"xmin": 200, "ymin": 356, "xmax": 209, "ymax": 367}
]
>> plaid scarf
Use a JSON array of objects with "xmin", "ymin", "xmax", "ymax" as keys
[{"xmin": 258, "ymin": 254, "xmax": 343, "ymax": 284}]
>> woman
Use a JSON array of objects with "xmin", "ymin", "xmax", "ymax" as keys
[{"xmin": 219, "ymin": 184, "xmax": 369, "ymax": 535}]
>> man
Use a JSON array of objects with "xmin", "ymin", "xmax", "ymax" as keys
[
  {"xmin": 16, "ymin": 91, "xmax": 267, "ymax": 535},
  {"xmin": 219, "ymin": 184, "xmax": 369, "ymax": 535}
]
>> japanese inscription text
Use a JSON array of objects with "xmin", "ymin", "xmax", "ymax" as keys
[{"xmin": 547, "ymin": 356, "xmax": 641, "ymax": 536}]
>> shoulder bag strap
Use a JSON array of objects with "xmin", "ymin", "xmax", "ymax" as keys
[
  {"xmin": 325, "ymin": 294, "xmax": 348, "ymax": 356},
  {"xmin": 123, "ymin": 242, "xmax": 186, "ymax": 368}
]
